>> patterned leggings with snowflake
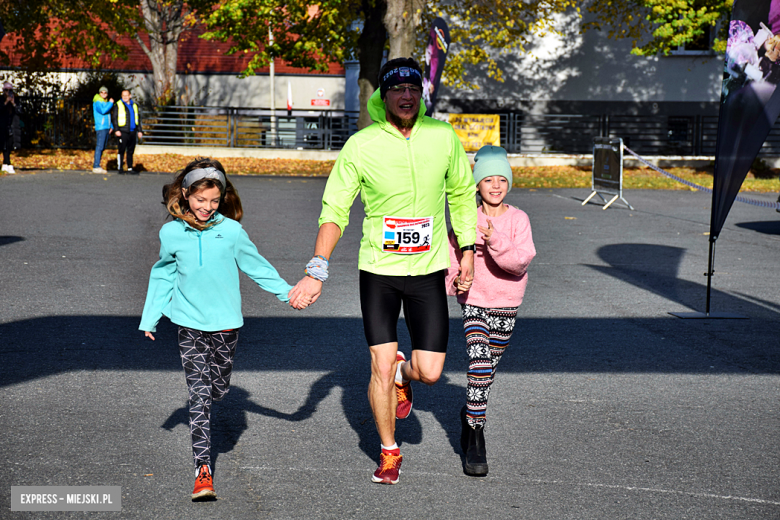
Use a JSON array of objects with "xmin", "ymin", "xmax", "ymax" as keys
[
  {"xmin": 178, "ymin": 326, "xmax": 239, "ymax": 469},
  {"xmin": 462, "ymin": 304, "xmax": 518, "ymax": 429}
]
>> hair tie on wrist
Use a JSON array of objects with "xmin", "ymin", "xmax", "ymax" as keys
[{"xmin": 305, "ymin": 256, "xmax": 329, "ymax": 282}]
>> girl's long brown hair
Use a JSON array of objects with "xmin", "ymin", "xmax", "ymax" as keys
[{"xmin": 162, "ymin": 157, "xmax": 243, "ymax": 230}]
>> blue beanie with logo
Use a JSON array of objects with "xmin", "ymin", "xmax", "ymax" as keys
[{"xmin": 472, "ymin": 145, "xmax": 512, "ymax": 192}]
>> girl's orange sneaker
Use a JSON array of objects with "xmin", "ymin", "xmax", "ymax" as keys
[{"xmin": 192, "ymin": 464, "xmax": 216, "ymax": 501}]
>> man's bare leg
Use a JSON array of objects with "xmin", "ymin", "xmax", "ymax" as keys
[
  {"xmin": 400, "ymin": 350, "xmax": 446, "ymax": 386},
  {"xmin": 368, "ymin": 342, "xmax": 399, "ymax": 446}
]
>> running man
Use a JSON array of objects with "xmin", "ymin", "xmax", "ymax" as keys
[{"xmin": 289, "ymin": 57, "xmax": 477, "ymax": 484}]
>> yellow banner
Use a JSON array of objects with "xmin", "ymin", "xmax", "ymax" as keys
[{"xmin": 448, "ymin": 114, "xmax": 500, "ymax": 152}]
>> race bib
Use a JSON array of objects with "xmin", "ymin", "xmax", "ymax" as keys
[{"xmin": 382, "ymin": 216, "xmax": 433, "ymax": 254}]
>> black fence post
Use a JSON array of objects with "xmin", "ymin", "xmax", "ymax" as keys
[
  {"xmin": 504, "ymin": 113, "xmax": 517, "ymax": 154},
  {"xmin": 228, "ymin": 108, "xmax": 234, "ymax": 148},
  {"xmin": 508, "ymin": 113, "xmax": 516, "ymax": 154},
  {"xmin": 324, "ymin": 112, "xmax": 332, "ymax": 150}
]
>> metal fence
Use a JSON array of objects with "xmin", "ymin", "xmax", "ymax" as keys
[
  {"xmin": 139, "ymin": 105, "xmax": 358, "ymax": 150},
  {"xmin": 15, "ymin": 97, "xmax": 780, "ymax": 157},
  {"xmin": 17, "ymin": 97, "xmax": 96, "ymax": 149}
]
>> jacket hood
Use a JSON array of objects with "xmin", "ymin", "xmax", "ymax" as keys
[
  {"xmin": 93, "ymin": 93, "xmax": 106, "ymax": 102},
  {"xmin": 367, "ymin": 88, "xmax": 427, "ymax": 127}
]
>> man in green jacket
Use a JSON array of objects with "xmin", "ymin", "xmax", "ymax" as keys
[{"xmin": 289, "ymin": 57, "xmax": 477, "ymax": 484}]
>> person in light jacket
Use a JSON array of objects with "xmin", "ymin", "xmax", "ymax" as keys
[{"xmin": 92, "ymin": 86, "xmax": 113, "ymax": 174}]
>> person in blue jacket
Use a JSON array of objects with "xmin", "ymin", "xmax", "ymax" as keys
[
  {"xmin": 91, "ymin": 86, "xmax": 113, "ymax": 174},
  {"xmin": 139, "ymin": 157, "xmax": 303, "ymax": 501}
]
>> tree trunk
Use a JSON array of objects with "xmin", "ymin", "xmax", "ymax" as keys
[
  {"xmin": 135, "ymin": 0, "xmax": 187, "ymax": 105},
  {"xmin": 383, "ymin": 0, "xmax": 422, "ymax": 60},
  {"xmin": 357, "ymin": 0, "xmax": 388, "ymax": 129}
]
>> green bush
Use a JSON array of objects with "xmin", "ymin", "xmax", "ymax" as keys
[{"xmin": 68, "ymin": 71, "xmax": 130, "ymax": 103}]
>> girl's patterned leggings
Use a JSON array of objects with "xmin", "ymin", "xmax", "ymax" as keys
[
  {"xmin": 178, "ymin": 326, "xmax": 239, "ymax": 469},
  {"xmin": 461, "ymin": 304, "xmax": 518, "ymax": 429}
]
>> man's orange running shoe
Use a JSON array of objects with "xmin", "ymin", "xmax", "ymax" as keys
[
  {"xmin": 395, "ymin": 352, "xmax": 413, "ymax": 419},
  {"xmin": 372, "ymin": 451, "xmax": 403, "ymax": 484},
  {"xmin": 192, "ymin": 464, "xmax": 216, "ymax": 501}
]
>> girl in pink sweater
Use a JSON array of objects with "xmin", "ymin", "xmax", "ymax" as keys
[{"xmin": 446, "ymin": 145, "xmax": 536, "ymax": 477}]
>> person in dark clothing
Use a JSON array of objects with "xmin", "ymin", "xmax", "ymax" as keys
[
  {"xmin": 0, "ymin": 82, "xmax": 19, "ymax": 174},
  {"xmin": 111, "ymin": 89, "xmax": 143, "ymax": 173}
]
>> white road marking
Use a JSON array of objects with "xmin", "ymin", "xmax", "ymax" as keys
[{"xmin": 240, "ymin": 466, "xmax": 780, "ymax": 506}]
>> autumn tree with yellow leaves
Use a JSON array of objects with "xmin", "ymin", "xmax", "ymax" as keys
[
  {"xmin": 202, "ymin": 0, "xmax": 731, "ymax": 125},
  {"xmin": 1, "ymin": 0, "xmax": 731, "ymax": 118},
  {"xmin": 0, "ymin": 0, "xmax": 134, "ymax": 91},
  {"xmin": 582, "ymin": 0, "xmax": 731, "ymax": 56},
  {"xmin": 0, "ymin": 0, "xmax": 215, "ymax": 104}
]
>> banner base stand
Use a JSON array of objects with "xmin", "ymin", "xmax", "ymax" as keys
[
  {"xmin": 668, "ymin": 311, "xmax": 748, "ymax": 319},
  {"xmin": 582, "ymin": 191, "xmax": 634, "ymax": 210}
]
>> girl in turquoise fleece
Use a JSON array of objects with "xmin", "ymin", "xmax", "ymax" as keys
[{"xmin": 139, "ymin": 157, "xmax": 295, "ymax": 501}]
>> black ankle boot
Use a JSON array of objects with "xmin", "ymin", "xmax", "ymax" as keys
[
  {"xmin": 461, "ymin": 406, "xmax": 488, "ymax": 476},
  {"xmin": 460, "ymin": 405, "xmax": 469, "ymax": 453}
]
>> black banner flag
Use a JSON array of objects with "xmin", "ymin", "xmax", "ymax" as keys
[
  {"xmin": 711, "ymin": 0, "xmax": 780, "ymax": 239},
  {"xmin": 676, "ymin": 0, "xmax": 780, "ymax": 317},
  {"xmin": 422, "ymin": 18, "xmax": 450, "ymax": 117}
]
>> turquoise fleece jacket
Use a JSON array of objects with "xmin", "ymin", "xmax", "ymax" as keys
[
  {"xmin": 139, "ymin": 213, "xmax": 292, "ymax": 333},
  {"xmin": 92, "ymin": 94, "xmax": 113, "ymax": 131},
  {"xmin": 318, "ymin": 89, "xmax": 476, "ymax": 276}
]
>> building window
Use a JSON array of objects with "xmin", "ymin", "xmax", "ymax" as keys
[
  {"xmin": 670, "ymin": 22, "xmax": 717, "ymax": 55},
  {"xmin": 668, "ymin": 117, "xmax": 692, "ymax": 143}
]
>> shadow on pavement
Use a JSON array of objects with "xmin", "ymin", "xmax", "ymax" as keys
[
  {"xmin": 588, "ymin": 243, "xmax": 780, "ymax": 317},
  {"xmin": 735, "ymin": 220, "xmax": 780, "ymax": 235},
  {"xmin": 0, "ymin": 235, "xmax": 24, "ymax": 247},
  {"xmin": 2, "ymin": 311, "xmax": 778, "ymax": 462},
  {"xmin": 162, "ymin": 386, "xmax": 282, "ymax": 471}
]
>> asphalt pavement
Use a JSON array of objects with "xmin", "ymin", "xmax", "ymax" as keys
[{"xmin": 1, "ymin": 170, "xmax": 778, "ymax": 519}]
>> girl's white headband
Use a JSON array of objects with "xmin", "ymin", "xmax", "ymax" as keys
[{"xmin": 182, "ymin": 167, "xmax": 226, "ymax": 192}]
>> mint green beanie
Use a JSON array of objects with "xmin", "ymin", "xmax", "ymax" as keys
[{"xmin": 472, "ymin": 145, "xmax": 512, "ymax": 192}]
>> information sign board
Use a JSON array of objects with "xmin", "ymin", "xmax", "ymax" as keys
[{"xmin": 583, "ymin": 137, "xmax": 633, "ymax": 210}]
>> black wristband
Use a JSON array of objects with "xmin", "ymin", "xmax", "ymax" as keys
[{"xmin": 460, "ymin": 244, "xmax": 476, "ymax": 252}]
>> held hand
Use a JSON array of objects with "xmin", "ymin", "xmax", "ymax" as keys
[
  {"xmin": 144, "ymin": 331, "xmax": 155, "ymax": 341},
  {"xmin": 477, "ymin": 219, "xmax": 494, "ymax": 245},
  {"xmin": 457, "ymin": 250, "xmax": 475, "ymax": 294},
  {"xmin": 289, "ymin": 276, "xmax": 323, "ymax": 310},
  {"xmin": 287, "ymin": 285, "xmax": 308, "ymax": 310},
  {"xmin": 454, "ymin": 275, "xmax": 472, "ymax": 294},
  {"xmin": 115, "ymin": 130, "xmax": 121, "ymax": 137}
]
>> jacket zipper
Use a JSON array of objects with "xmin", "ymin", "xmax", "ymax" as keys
[
  {"xmin": 198, "ymin": 232, "xmax": 203, "ymax": 267},
  {"xmin": 407, "ymin": 137, "xmax": 414, "ymax": 276}
]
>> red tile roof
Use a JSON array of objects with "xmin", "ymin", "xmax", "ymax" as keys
[{"xmin": 0, "ymin": 24, "xmax": 345, "ymax": 76}]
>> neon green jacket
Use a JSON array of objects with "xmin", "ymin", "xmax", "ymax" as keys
[{"xmin": 319, "ymin": 89, "xmax": 476, "ymax": 276}]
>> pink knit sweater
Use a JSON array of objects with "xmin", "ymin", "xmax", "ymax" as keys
[{"xmin": 446, "ymin": 204, "xmax": 536, "ymax": 308}]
